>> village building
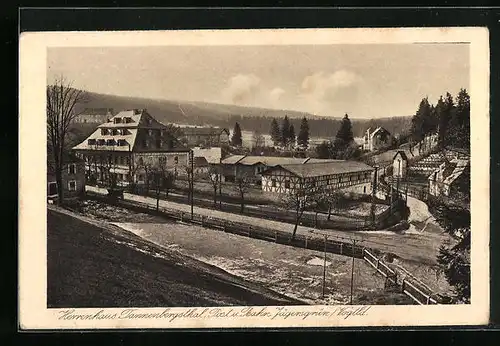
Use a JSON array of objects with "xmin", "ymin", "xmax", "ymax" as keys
[
  {"xmin": 219, "ymin": 155, "xmax": 341, "ymax": 184},
  {"xmin": 260, "ymin": 161, "xmax": 375, "ymax": 195},
  {"xmin": 392, "ymin": 150, "xmax": 409, "ymax": 179},
  {"xmin": 73, "ymin": 108, "xmax": 114, "ymax": 124},
  {"xmin": 178, "ymin": 126, "xmax": 230, "ymax": 147},
  {"xmin": 363, "ymin": 127, "xmax": 392, "ymax": 151},
  {"xmin": 428, "ymin": 158, "xmax": 470, "ymax": 199},
  {"xmin": 47, "ymin": 153, "xmax": 86, "ymax": 202},
  {"xmin": 72, "ymin": 109, "xmax": 190, "ymax": 187}
]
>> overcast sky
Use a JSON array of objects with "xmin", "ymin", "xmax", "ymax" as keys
[{"xmin": 47, "ymin": 44, "xmax": 469, "ymax": 119}]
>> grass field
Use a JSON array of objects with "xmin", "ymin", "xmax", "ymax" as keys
[{"xmin": 47, "ymin": 207, "xmax": 301, "ymax": 308}]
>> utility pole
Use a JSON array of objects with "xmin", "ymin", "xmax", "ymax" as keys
[
  {"xmin": 322, "ymin": 234, "xmax": 327, "ymax": 298},
  {"xmin": 189, "ymin": 150, "xmax": 194, "ymax": 220},
  {"xmin": 219, "ymin": 169, "xmax": 222, "ymax": 209},
  {"xmin": 350, "ymin": 239, "xmax": 357, "ymax": 305}
]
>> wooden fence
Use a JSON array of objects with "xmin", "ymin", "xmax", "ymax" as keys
[{"xmin": 85, "ymin": 192, "xmax": 441, "ymax": 305}]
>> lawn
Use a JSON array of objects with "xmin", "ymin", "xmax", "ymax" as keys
[{"xmin": 47, "ymin": 207, "xmax": 301, "ymax": 308}]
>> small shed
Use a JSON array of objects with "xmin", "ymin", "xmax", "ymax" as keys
[{"xmin": 392, "ymin": 151, "xmax": 408, "ymax": 179}]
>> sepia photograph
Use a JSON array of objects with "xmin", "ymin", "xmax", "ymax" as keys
[{"xmin": 19, "ymin": 27, "xmax": 490, "ymax": 329}]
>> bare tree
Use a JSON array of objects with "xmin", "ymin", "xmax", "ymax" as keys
[
  {"xmin": 207, "ymin": 166, "xmax": 221, "ymax": 207},
  {"xmin": 46, "ymin": 76, "xmax": 87, "ymax": 205},
  {"xmin": 234, "ymin": 174, "xmax": 252, "ymax": 213},
  {"xmin": 282, "ymin": 180, "xmax": 316, "ymax": 241},
  {"xmin": 315, "ymin": 189, "xmax": 343, "ymax": 220}
]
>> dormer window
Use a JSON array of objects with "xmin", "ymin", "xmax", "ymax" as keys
[
  {"xmin": 124, "ymin": 117, "xmax": 132, "ymax": 123},
  {"xmin": 100, "ymin": 129, "xmax": 106, "ymax": 136},
  {"xmin": 114, "ymin": 117, "xmax": 122, "ymax": 124},
  {"xmin": 117, "ymin": 139, "xmax": 127, "ymax": 147},
  {"xmin": 97, "ymin": 139, "xmax": 106, "ymax": 146},
  {"xmin": 88, "ymin": 139, "xmax": 96, "ymax": 146},
  {"xmin": 106, "ymin": 139, "xmax": 116, "ymax": 146}
]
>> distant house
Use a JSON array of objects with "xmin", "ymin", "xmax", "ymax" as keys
[
  {"xmin": 73, "ymin": 108, "xmax": 114, "ymax": 124},
  {"xmin": 47, "ymin": 153, "xmax": 86, "ymax": 202},
  {"xmin": 260, "ymin": 161, "xmax": 374, "ymax": 195},
  {"xmin": 219, "ymin": 155, "xmax": 342, "ymax": 184},
  {"xmin": 363, "ymin": 127, "xmax": 392, "ymax": 151},
  {"xmin": 178, "ymin": 126, "xmax": 230, "ymax": 147},
  {"xmin": 392, "ymin": 151, "xmax": 409, "ymax": 179}
]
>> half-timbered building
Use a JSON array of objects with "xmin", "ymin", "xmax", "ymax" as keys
[
  {"xmin": 219, "ymin": 155, "xmax": 340, "ymax": 184},
  {"xmin": 260, "ymin": 161, "xmax": 375, "ymax": 195}
]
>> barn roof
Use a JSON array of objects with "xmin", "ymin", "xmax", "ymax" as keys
[{"xmin": 261, "ymin": 161, "xmax": 374, "ymax": 178}]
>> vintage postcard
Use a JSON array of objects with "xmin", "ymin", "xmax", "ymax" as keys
[{"xmin": 19, "ymin": 27, "xmax": 490, "ymax": 330}]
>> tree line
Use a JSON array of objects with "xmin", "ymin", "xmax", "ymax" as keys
[{"xmin": 410, "ymin": 88, "xmax": 470, "ymax": 150}]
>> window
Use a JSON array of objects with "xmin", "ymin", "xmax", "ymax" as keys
[
  {"xmin": 48, "ymin": 182, "xmax": 57, "ymax": 196},
  {"xmin": 97, "ymin": 139, "xmax": 105, "ymax": 146},
  {"xmin": 156, "ymin": 139, "xmax": 163, "ymax": 148},
  {"xmin": 68, "ymin": 180, "xmax": 77, "ymax": 191},
  {"xmin": 125, "ymin": 117, "xmax": 132, "ymax": 123},
  {"xmin": 106, "ymin": 139, "xmax": 116, "ymax": 146},
  {"xmin": 100, "ymin": 129, "xmax": 107, "ymax": 136},
  {"xmin": 88, "ymin": 139, "xmax": 96, "ymax": 146},
  {"xmin": 159, "ymin": 156, "xmax": 167, "ymax": 165},
  {"xmin": 174, "ymin": 156, "xmax": 179, "ymax": 164},
  {"xmin": 138, "ymin": 157, "xmax": 144, "ymax": 166},
  {"xmin": 68, "ymin": 163, "xmax": 76, "ymax": 175},
  {"xmin": 114, "ymin": 117, "xmax": 122, "ymax": 124},
  {"xmin": 284, "ymin": 180, "xmax": 290, "ymax": 188},
  {"xmin": 148, "ymin": 129, "xmax": 153, "ymax": 136},
  {"xmin": 160, "ymin": 129, "xmax": 165, "ymax": 137},
  {"xmin": 272, "ymin": 179, "xmax": 277, "ymax": 187},
  {"xmin": 112, "ymin": 129, "xmax": 118, "ymax": 135},
  {"xmin": 338, "ymin": 177, "xmax": 342, "ymax": 183},
  {"xmin": 363, "ymin": 186, "xmax": 366, "ymax": 194},
  {"xmin": 142, "ymin": 140, "xmax": 149, "ymax": 148}
]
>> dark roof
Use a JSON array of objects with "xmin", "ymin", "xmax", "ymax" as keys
[
  {"xmin": 180, "ymin": 127, "xmax": 229, "ymax": 136},
  {"xmin": 393, "ymin": 150, "xmax": 408, "ymax": 161},
  {"xmin": 261, "ymin": 161, "xmax": 374, "ymax": 178},
  {"xmin": 194, "ymin": 156, "xmax": 209, "ymax": 166}
]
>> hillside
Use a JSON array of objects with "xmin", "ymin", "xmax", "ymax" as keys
[{"xmin": 74, "ymin": 90, "xmax": 412, "ymax": 138}]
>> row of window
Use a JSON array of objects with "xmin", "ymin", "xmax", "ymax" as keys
[
  {"xmin": 47, "ymin": 180, "xmax": 77, "ymax": 196},
  {"xmin": 141, "ymin": 138, "xmax": 174, "ymax": 149},
  {"xmin": 88, "ymin": 138, "xmax": 129, "ymax": 147},
  {"xmin": 269, "ymin": 173, "xmax": 370, "ymax": 189},
  {"xmin": 100, "ymin": 128, "xmax": 131, "ymax": 136},
  {"xmin": 112, "ymin": 117, "xmax": 134, "ymax": 124}
]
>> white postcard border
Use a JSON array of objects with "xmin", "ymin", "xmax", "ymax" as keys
[{"xmin": 19, "ymin": 27, "xmax": 490, "ymax": 329}]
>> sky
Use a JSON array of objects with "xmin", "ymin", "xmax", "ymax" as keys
[{"xmin": 47, "ymin": 44, "xmax": 469, "ymax": 119}]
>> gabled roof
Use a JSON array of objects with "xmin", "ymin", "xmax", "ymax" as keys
[
  {"xmin": 393, "ymin": 150, "xmax": 408, "ymax": 161},
  {"xmin": 97, "ymin": 109, "xmax": 165, "ymax": 129},
  {"xmin": 371, "ymin": 127, "xmax": 390, "ymax": 137},
  {"xmin": 221, "ymin": 155, "xmax": 246, "ymax": 164},
  {"xmin": 261, "ymin": 161, "xmax": 374, "ymax": 178},
  {"xmin": 194, "ymin": 156, "xmax": 209, "ymax": 167}
]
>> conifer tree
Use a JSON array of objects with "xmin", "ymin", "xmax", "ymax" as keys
[
  {"xmin": 289, "ymin": 124, "xmax": 296, "ymax": 148},
  {"xmin": 281, "ymin": 115, "xmax": 291, "ymax": 147},
  {"xmin": 297, "ymin": 117, "xmax": 310, "ymax": 149},
  {"xmin": 335, "ymin": 113, "xmax": 354, "ymax": 150},
  {"xmin": 270, "ymin": 118, "xmax": 281, "ymax": 146},
  {"xmin": 231, "ymin": 122, "xmax": 242, "ymax": 147}
]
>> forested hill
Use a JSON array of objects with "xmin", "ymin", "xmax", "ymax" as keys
[{"xmin": 75, "ymin": 90, "xmax": 412, "ymax": 138}]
